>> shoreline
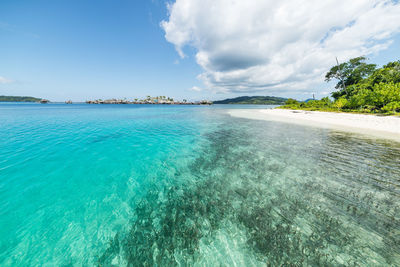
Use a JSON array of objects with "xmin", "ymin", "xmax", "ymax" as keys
[{"xmin": 228, "ymin": 108, "xmax": 400, "ymax": 142}]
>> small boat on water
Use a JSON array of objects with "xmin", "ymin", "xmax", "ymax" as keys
[
  {"xmin": 65, "ymin": 100, "xmax": 73, "ymax": 104},
  {"xmin": 40, "ymin": 99, "xmax": 49, "ymax": 104}
]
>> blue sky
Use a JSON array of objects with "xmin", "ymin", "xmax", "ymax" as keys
[
  {"xmin": 0, "ymin": 0, "xmax": 205, "ymax": 101},
  {"xmin": 1, "ymin": 0, "xmax": 399, "ymax": 101}
]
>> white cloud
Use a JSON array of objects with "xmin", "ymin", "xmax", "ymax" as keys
[
  {"xmin": 0, "ymin": 76, "xmax": 12, "ymax": 84},
  {"xmin": 189, "ymin": 86, "xmax": 203, "ymax": 91},
  {"xmin": 161, "ymin": 0, "xmax": 400, "ymax": 94}
]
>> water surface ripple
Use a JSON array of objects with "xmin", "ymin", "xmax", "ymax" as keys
[{"xmin": 0, "ymin": 104, "xmax": 399, "ymax": 266}]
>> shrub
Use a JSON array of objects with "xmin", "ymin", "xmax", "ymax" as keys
[
  {"xmin": 285, "ymin": 98, "xmax": 299, "ymax": 105},
  {"xmin": 382, "ymin": 102, "xmax": 400, "ymax": 113},
  {"xmin": 333, "ymin": 98, "xmax": 348, "ymax": 110}
]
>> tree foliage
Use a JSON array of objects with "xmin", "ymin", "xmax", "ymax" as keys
[
  {"xmin": 281, "ymin": 58, "xmax": 400, "ymax": 114},
  {"xmin": 325, "ymin": 56, "xmax": 377, "ymax": 99}
]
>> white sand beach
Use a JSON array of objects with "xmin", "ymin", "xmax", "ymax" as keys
[{"xmin": 228, "ymin": 109, "xmax": 400, "ymax": 142}]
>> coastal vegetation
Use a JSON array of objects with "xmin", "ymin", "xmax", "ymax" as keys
[
  {"xmin": 0, "ymin": 95, "xmax": 42, "ymax": 102},
  {"xmin": 213, "ymin": 96, "xmax": 288, "ymax": 105},
  {"xmin": 280, "ymin": 57, "xmax": 400, "ymax": 114}
]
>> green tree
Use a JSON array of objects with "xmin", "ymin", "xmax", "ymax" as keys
[
  {"xmin": 285, "ymin": 98, "xmax": 299, "ymax": 105},
  {"xmin": 325, "ymin": 57, "xmax": 376, "ymax": 99},
  {"xmin": 370, "ymin": 82, "xmax": 400, "ymax": 108},
  {"xmin": 365, "ymin": 61, "xmax": 400, "ymax": 86}
]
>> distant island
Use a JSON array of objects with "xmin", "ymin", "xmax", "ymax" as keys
[
  {"xmin": 0, "ymin": 95, "xmax": 44, "ymax": 102},
  {"xmin": 213, "ymin": 96, "xmax": 288, "ymax": 105},
  {"xmin": 86, "ymin": 96, "xmax": 212, "ymax": 105}
]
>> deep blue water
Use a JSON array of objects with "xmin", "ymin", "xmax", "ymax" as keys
[{"xmin": 1, "ymin": 104, "xmax": 399, "ymax": 266}]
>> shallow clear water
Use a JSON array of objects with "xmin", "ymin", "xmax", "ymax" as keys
[{"xmin": 1, "ymin": 104, "xmax": 399, "ymax": 266}]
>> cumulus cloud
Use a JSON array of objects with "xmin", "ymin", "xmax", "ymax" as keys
[
  {"xmin": 0, "ymin": 76, "xmax": 12, "ymax": 84},
  {"xmin": 189, "ymin": 86, "xmax": 203, "ymax": 92},
  {"xmin": 161, "ymin": 0, "xmax": 400, "ymax": 93}
]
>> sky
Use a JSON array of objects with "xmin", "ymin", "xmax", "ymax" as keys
[{"xmin": 1, "ymin": 0, "xmax": 400, "ymax": 101}]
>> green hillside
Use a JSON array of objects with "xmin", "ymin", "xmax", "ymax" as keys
[
  {"xmin": 0, "ymin": 96, "xmax": 42, "ymax": 102},
  {"xmin": 213, "ymin": 96, "xmax": 287, "ymax": 105}
]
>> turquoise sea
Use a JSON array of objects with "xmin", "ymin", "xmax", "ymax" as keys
[{"xmin": 1, "ymin": 103, "xmax": 399, "ymax": 266}]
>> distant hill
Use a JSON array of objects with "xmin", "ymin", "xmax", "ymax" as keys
[
  {"xmin": 0, "ymin": 95, "xmax": 42, "ymax": 102},
  {"xmin": 213, "ymin": 96, "xmax": 288, "ymax": 105}
]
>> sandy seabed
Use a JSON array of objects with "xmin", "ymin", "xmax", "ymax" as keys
[{"xmin": 228, "ymin": 108, "xmax": 400, "ymax": 142}]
